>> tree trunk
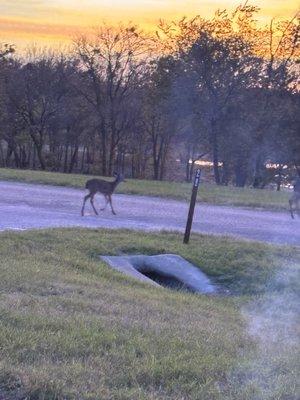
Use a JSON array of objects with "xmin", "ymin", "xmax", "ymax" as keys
[
  {"xmin": 20, "ymin": 146, "xmax": 27, "ymax": 168},
  {"xmin": 108, "ymin": 141, "xmax": 116, "ymax": 176},
  {"xmin": 131, "ymin": 154, "xmax": 135, "ymax": 178},
  {"xmin": 63, "ymin": 144, "xmax": 69, "ymax": 173},
  {"xmin": 209, "ymin": 115, "xmax": 220, "ymax": 185},
  {"xmin": 36, "ymin": 145, "xmax": 46, "ymax": 170},
  {"xmin": 252, "ymin": 154, "xmax": 264, "ymax": 188},
  {"xmin": 152, "ymin": 134, "xmax": 159, "ymax": 180},
  {"xmin": 211, "ymin": 124, "xmax": 220, "ymax": 185},
  {"xmin": 27, "ymin": 145, "xmax": 32, "ymax": 168},
  {"xmin": 81, "ymin": 146, "xmax": 86, "ymax": 172},
  {"xmin": 185, "ymin": 157, "xmax": 191, "ymax": 182},
  {"xmin": 185, "ymin": 145, "xmax": 192, "ymax": 182},
  {"xmin": 276, "ymin": 165, "xmax": 283, "ymax": 191},
  {"xmin": 5, "ymin": 144, "xmax": 13, "ymax": 167},
  {"xmin": 212, "ymin": 142, "xmax": 220, "ymax": 185},
  {"xmin": 32, "ymin": 145, "xmax": 36, "ymax": 169},
  {"xmin": 235, "ymin": 167, "xmax": 247, "ymax": 187},
  {"xmin": 0, "ymin": 142, "xmax": 5, "ymax": 167},
  {"xmin": 68, "ymin": 145, "xmax": 79, "ymax": 173},
  {"xmin": 189, "ymin": 160, "xmax": 196, "ymax": 182},
  {"xmin": 86, "ymin": 147, "xmax": 91, "ymax": 174},
  {"xmin": 159, "ymin": 154, "xmax": 166, "ymax": 181},
  {"xmin": 5, "ymin": 138, "xmax": 20, "ymax": 167},
  {"xmin": 153, "ymin": 160, "xmax": 159, "ymax": 180},
  {"xmin": 234, "ymin": 158, "xmax": 247, "ymax": 187},
  {"xmin": 221, "ymin": 160, "xmax": 230, "ymax": 186},
  {"xmin": 100, "ymin": 124, "xmax": 107, "ymax": 176}
]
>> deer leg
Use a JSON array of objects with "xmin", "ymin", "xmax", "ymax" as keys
[
  {"xmin": 81, "ymin": 193, "xmax": 91, "ymax": 216},
  {"xmin": 100, "ymin": 195, "xmax": 109, "ymax": 211},
  {"xmin": 289, "ymin": 199, "xmax": 295, "ymax": 219},
  {"xmin": 108, "ymin": 195, "xmax": 116, "ymax": 215},
  {"xmin": 90, "ymin": 194, "xmax": 98, "ymax": 216}
]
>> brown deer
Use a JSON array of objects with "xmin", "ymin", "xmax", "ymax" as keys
[
  {"xmin": 289, "ymin": 177, "xmax": 300, "ymax": 219},
  {"xmin": 81, "ymin": 173, "xmax": 125, "ymax": 217}
]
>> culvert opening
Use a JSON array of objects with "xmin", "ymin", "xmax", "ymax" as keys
[
  {"xmin": 100, "ymin": 254, "xmax": 218, "ymax": 294},
  {"xmin": 139, "ymin": 270, "xmax": 192, "ymax": 292}
]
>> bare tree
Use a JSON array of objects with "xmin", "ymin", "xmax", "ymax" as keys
[
  {"xmin": 7, "ymin": 56, "xmax": 69, "ymax": 169},
  {"xmin": 74, "ymin": 24, "xmax": 151, "ymax": 175}
]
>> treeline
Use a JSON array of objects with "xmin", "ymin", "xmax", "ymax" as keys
[{"xmin": 0, "ymin": 4, "xmax": 299, "ymax": 188}]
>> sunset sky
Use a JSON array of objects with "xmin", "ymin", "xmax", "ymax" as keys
[{"xmin": 0, "ymin": 1, "xmax": 299, "ymax": 49}]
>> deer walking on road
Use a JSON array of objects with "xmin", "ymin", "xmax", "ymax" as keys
[
  {"xmin": 81, "ymin": 173, "xmax": 125, "ymax": 216},
  {"xmin": 289, "ymin": 177, "xmax": 300, "ymax": 219}
]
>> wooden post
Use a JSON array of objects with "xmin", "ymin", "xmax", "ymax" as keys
[{"xmin": 183, "ymin": 169, "xmax": 201, "ymax": 244}]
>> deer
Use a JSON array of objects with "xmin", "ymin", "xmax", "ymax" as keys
[
  {"xmin": 289, "ymin": 177, "xmax": 300, "ymax": 219},
  {"xmin": 81, "ymin": 172, "xmax": 125, "ymax": 217}
]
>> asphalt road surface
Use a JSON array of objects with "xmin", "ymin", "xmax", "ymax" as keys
[{"xmin": 0, "ymin": 181, "xmax": 299, "ymax": 246}]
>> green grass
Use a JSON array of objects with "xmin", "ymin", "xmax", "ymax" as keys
[
  {"xmin": 0, "ymin": 167, "xmax": 291, "ymax": 211},
  {"xmin": 0, "ymin": 228, "xmax": 299, "ymax": 399}
]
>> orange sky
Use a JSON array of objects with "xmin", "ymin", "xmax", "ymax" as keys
[{"xmin": 0, "ymin": 1, "xmax": 299, "ymax": 49}]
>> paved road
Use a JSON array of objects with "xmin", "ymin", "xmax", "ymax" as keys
[{"xmin": 0, "ymin": 181, "xmax": 299, "ymax": 246}]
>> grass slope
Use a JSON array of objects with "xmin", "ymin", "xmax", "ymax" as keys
[
  {"xmin": 0, "ymin": 228, "xmax": 299, "ymax": 399},
  {"xmin": 0, "ymin": 167, "xmax": 291, "ymax": 211}
]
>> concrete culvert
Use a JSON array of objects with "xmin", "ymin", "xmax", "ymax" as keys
[{"xmin": 100, "ymin": 254, "xmax": 217, "ymax": 294}]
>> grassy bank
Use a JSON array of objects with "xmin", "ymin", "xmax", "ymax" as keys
[
  {"xmin": 0, "ymin": 228, "xmax": 299, "ymax": 399},
  {"xmin": 0, "ymin": 167, "xmax": 291, "ymax": 211}
]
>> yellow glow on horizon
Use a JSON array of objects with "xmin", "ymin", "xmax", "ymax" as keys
[{"xmin": 0, "ymin": 1, "xmax": 299, "ymax": 49}]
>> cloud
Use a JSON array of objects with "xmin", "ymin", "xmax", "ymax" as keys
[
  {"xmin": 0, "ymin": 0, "xmax": 43, "ymax": 4},
  {"xmin": 0, "ymin": 0, "xmax": 298, "ymax": 49},
  {"xmin": 0, "ymin": 17, "xmax": 84, "ymax": 47},
  {"xmin": 0, "ymin": 0, "xmax": 51, "ymax": 21}
]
